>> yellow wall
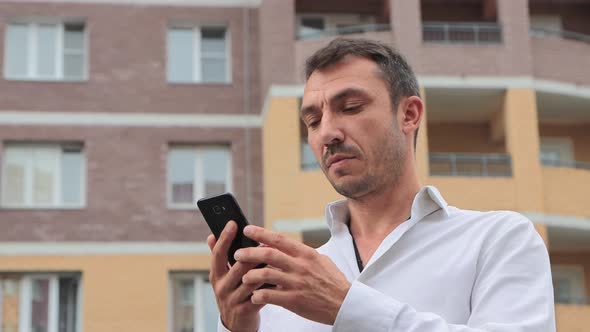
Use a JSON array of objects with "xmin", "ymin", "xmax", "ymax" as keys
[
  {"xmin": 427, "ymin": 123, "xmax": 506, "ymax": 153},
  {"xmin": 539, "ymin": 124, "xmax": 590, "ymax": 163},
  {"xmin": 555, "ymin": 305, "xmax": 590, "ymax": 332},
  {"xmin": 542, "ymin": 167, "xmax": 590, "ymax": 216},
  {"xmin": 0, "ymin": 254, "xmax": 211, "ymax": 332}
]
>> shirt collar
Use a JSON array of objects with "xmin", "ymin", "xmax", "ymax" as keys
[{"xmin": 325, "ymin": 185, "xmax": 450, "ymax": 232}]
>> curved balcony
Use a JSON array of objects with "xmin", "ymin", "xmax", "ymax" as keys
[
  {"xmin": 294, "ymin": 24, "xmax": 394, "ymax": 82},
  {"xmin": 531, "ymin": 28, "xmax": 590, "ymax": 86}
]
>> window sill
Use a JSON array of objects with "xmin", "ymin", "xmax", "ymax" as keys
[
  {"xmin": 167, "ymin": 81, "xmax": 233, "ymax": 86},
  {"xmin": 168, "ymin": 203, "xmax": 199, "ymax": 211},
  {"xmin": 0, "ymin": 205, "xmax": 86, "ymax": 211},
  {"xmin": 3, "ymin": 77, "xmax": 89, "ymax": 83}
]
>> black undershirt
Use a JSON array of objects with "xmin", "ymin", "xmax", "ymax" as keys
[{"xmin": 346, "ymin": 214, "xmax": 412, "ymax": 273}]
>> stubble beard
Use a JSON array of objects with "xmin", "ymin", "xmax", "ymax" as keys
[{"xmin": 330, "ymin": 126, "xmax": 406, "ymax": 199}]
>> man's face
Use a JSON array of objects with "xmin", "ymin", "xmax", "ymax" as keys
[{"xmin": 301, "ymin": 56, "xmax": 407, "ymax": 199}]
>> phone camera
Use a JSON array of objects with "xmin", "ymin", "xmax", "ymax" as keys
[{"xmin": 213, "ymin": 205, "xmax": 223, "ymax": 214}]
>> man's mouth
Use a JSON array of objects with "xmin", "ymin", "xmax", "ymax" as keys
[{"xmin": 326, "ymin": 154, "xmax": 356, "ymax": 169}]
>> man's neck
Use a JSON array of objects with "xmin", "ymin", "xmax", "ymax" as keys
[{"xmin": 347, "ymin": 172, "xmax": 421, "ymax": 240}]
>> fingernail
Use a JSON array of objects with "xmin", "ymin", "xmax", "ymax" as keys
[
  {"xmin": 234, "ymin": 249, "xmax": 242, "ymax": 260},
  {"xmin": 243, "ymin": 225, "xmax": 253, "ymax": 236},
  {"xmin": 225, "ymin": 222, "xmax": 236, "ymax": 233}
]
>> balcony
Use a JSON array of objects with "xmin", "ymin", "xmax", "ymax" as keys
[
  {"xmin": 529, "ymin": 4, "xmax": 590, "ymax": 85},
  {"xmin": 541, "ymin": 158, "xmax": 590, "ymax": 171},
  {"xmin": 429, "ymin": 153, "xmax": 511, "ymax": 177},
  {"xmin": 422, "ymin": 22, "xmax": 502, "ymax": 44},
  {"xmin": 297, "ymin": 23, "xmax": 391, "ymax": 40}
]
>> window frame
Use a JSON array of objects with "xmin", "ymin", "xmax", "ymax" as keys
[
  {"xmin": 551, "ymin": 264, "xmax": 587, "ymax": 303},
  {"xmin": 1, "ymin": 143, "xmax": 87, "ymax": 209},
  {"xmin": 167, "ymin": 145, "xmax": 232, "ymax": 210},
  {"xmin": 3, "ymin": 20, "xmax": 88, "ymax": 82},
  {"xmin": 17, "ymin": 274, "xmax": 82, "ymax": 332},
  {"xmin": 168, "ymin": 272, "xmax": 218, "ymax": 332},
  {"xmin": 166, "ymin": 24, "xmax": 231, "ymax": 84}
]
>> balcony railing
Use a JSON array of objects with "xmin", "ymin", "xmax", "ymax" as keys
[
  {"xmin": 297, "ymin": 23, "xmax": 391, "ymax": 40},
  {"xmin": 430, "ymin": 153, "xmax": 512, "ymax": 177},
  {"xmin": 422, "ymin": 21, "xmax": 502, "ymax": 44},
  {"xmin": 530, "ymin": 27, "xmax": 590, "ymax": 45},
  {"xmin": 555, "ymin": 295, "xmax": 590, "ymax": 305},
  {"xmin": 541, "ymin": 157, "xmax": 590, "ymax": 170}
]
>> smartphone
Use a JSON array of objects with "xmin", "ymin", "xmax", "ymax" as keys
[{"xmin": 197, "ymin": 193, "xmax": 260, "ymax": 265}]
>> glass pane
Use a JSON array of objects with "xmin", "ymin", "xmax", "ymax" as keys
[
  {"xmin": 58, "ymin": 277, "xmax": 78, "ymax": 332},
  {"xmin": 31, "ymin": 279, "xmax": 50, "ymax": 332},
  {"xmin": 167, "ymin": 28, "xmax": 194, "ymax": 82},
  {"xmin": 61, "ymin": 151, "xmax": 83, "ymax": 205},
  {"xmin": 2, "ymin": 148, "xmax": 28, "ymax": 205},
  {"xmin": 64, "ymin": 23, "xmax": 84, "ymax": 50},
  {"xmin": 37, "ymin": 24, "xmax": 58, "ymax": 78},
  {"xmin": 5, "ymin": 24, "xmax": 29, "ymax": 77},
  {"xmin": 168, "ymin": 149, "xmax": 195, "ymax": 204},
  {"xmin": 201, "ymin": 27, "xmax": 226, "ymax": 54},
  {"xmin": 172, "ymin": 278, "xmax": 194, "ymax": 332},
  {"xmin": 1, "ymin": 276, "xmax": 20, "ymax": 332},
  {"xmin": 64, "ymin": 54, "xmax": 84, "ymax": 79},
  {"xmin": 202, "ymin": 148, "xmax": 229, "ymax": 196},
  {"xmin": 301, "ymin": 142, "xmax": 319, "ymax": 170},
  {"xmin": 32, "ymin": 148, "xmax": 59, "ymax": 205},
  {"xmin": 201, "ymin": 57, "xmax": 226, "ymax": 83},
  {"xmin": 203, "ymin": 280, "xmax": 220, "ymax": 332}
]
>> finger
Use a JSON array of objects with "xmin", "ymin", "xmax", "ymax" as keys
[
  {"xmin": 210, "ymin": 221, "xmax": 237, "ymax": 278},
  {"xmin": 242, "ymin": 267, "xmax": 294, "ymax": 289},
  {"xmin": 234, "ymin": 246, "xmax": 294, "ymax": 271},
  {"xmin": 250, "ymin": 288, "xmax": 291, "ymax": 307},
  {"xmin": 224, "ymin": 260, "xmax": 259, "ymax": 290},
  {"xmin": 207, "ymin": 234, "xmax": 216, "ymax": 251},
  {"xmin": 243, "ymin": 226, "xmax": 314, "ymax": 258},
  {"xmin": 231, "ymin": 279, "xmax": 266, "ymax": 304}
]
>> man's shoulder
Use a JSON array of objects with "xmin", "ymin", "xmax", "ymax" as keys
[{"xmin": 446, "ymin": 206, "xmax": 533, "ymax": 228}]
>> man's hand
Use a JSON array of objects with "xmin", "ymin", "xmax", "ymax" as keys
[
  {"xmin": 235, "ymin": 225, "xmax": 351, "ymax": 325},
  {"xmin": 207, "ymin": 221, "xmax": 265, "ymax": 332}
]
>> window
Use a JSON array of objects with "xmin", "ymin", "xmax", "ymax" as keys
[
  {"xmin": 170, "ymin": 273, "xmax": 219, "ymax": 332},
  {"xmin": 1, "ymin": 143, "xmax": 85, "ymax": 208},
  {"xmin": 0, "ymin": 274, "xmax": 81, "ymax": 332},
  {"xmin": 540, "ymin": 137, "xmax": 575, "ymax": 168},
  {"xmin": 167, "ymin": 145, "xmax": 231, "ymax": 207},
  {"xmin": 4, "ymin": 21, "xmax": 86, "ymax": 80},
  {"xmin": 552, "ymin": 265, "xmax": 587, "ymax": 304},
  {"xmin": 167, "ymin": 26, "xmax": 230, "ymax": 83}
]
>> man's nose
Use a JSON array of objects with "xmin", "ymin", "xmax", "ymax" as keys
[{"xmin": 318, "ymin": 114, "xmax": 344, "ymax": 146}]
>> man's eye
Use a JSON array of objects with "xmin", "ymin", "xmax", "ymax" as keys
[
  {"xmin": 342, "ymin": 106, "xmax": 361, "ymax": 113},
  {"xmin": 307, "ymin": 120, "xmax": 319, "ymax": 128}
]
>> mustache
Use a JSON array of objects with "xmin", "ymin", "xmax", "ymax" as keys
[{"xmin": 323, "ymin": 143, "xmax": 361, "ymax": 165}]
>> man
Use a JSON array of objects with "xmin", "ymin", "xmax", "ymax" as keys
[{"xmin": 208, "ymin": 38, "xmax": 556, "ymax": 332}]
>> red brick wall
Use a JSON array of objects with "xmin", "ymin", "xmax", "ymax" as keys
[
  {"xmin": 0, "ymin": 2, "xmax": 261, "ymax": 114},
  {"xmin": 0, "ymin": 125, "xmax": 263, "ymax": 242}
]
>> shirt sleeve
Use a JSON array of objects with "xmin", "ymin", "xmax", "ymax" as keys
[
  {"xmin": 217, "ymin": 318, "xmax": 233, "ymax": 332},
  {"xmin": 332, "ymin": 215, "xmax": 556, "ymax": 332}
]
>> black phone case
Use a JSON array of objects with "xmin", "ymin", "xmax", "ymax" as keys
[{"xmin": 197, "ymin": 193, "xmax": 260, "ymax": 265}]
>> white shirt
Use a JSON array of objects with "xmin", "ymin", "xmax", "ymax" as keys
[{"xmin": 219, "ymin": 186, "xmax": 556, "ymax": 332}]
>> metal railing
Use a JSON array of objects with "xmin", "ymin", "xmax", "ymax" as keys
[
  {"xmin": 555, "ymin": 295, "xmax": 590, "ymax": 305},
  {"xmin": 541, "ymin": 157, "xmax": 590, "ymax": 170},
  {"xmin": 429, "ymin": 153, "xmax": 512, "ymax": 177},
  {"xmin": 530, "ymin": 27, "xmax": 590, "ymax": 45},
  {"xmin": 422, "ymin": 21, "xmax": 502, "ymax": 44},
  {"xmin": 297, "ymin": 23, "xmax": 391, "ymax": 40}
]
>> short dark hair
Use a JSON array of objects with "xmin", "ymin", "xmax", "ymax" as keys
[{"xmin": 304, "ymin": 38, "xmax": 421, "ymax": 151}]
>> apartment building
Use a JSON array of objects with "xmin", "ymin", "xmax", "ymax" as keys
[
  {"xmin": 261, "ymin": 0, "xmax": 590, "ymax": 331},
  {"xmin": 0, "ymin": 0, "xmax": 279, "ymax": 331},
  {"xmin": 0, "ymin": 0, "xmax": 589, "ymax": 331}
]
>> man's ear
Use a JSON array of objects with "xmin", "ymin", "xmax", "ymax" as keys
[{"xmin": 399, "ymin": 96, "xmax": 424, "ymax": 136}]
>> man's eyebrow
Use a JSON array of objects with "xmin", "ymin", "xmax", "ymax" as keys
[
  {"xmin": 329, "ymin": 87, "xmax": 371, "ymax": 105},
  {"xmin": 300, "ymin": 104, "xmax": 320, "ymax": 119}
]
